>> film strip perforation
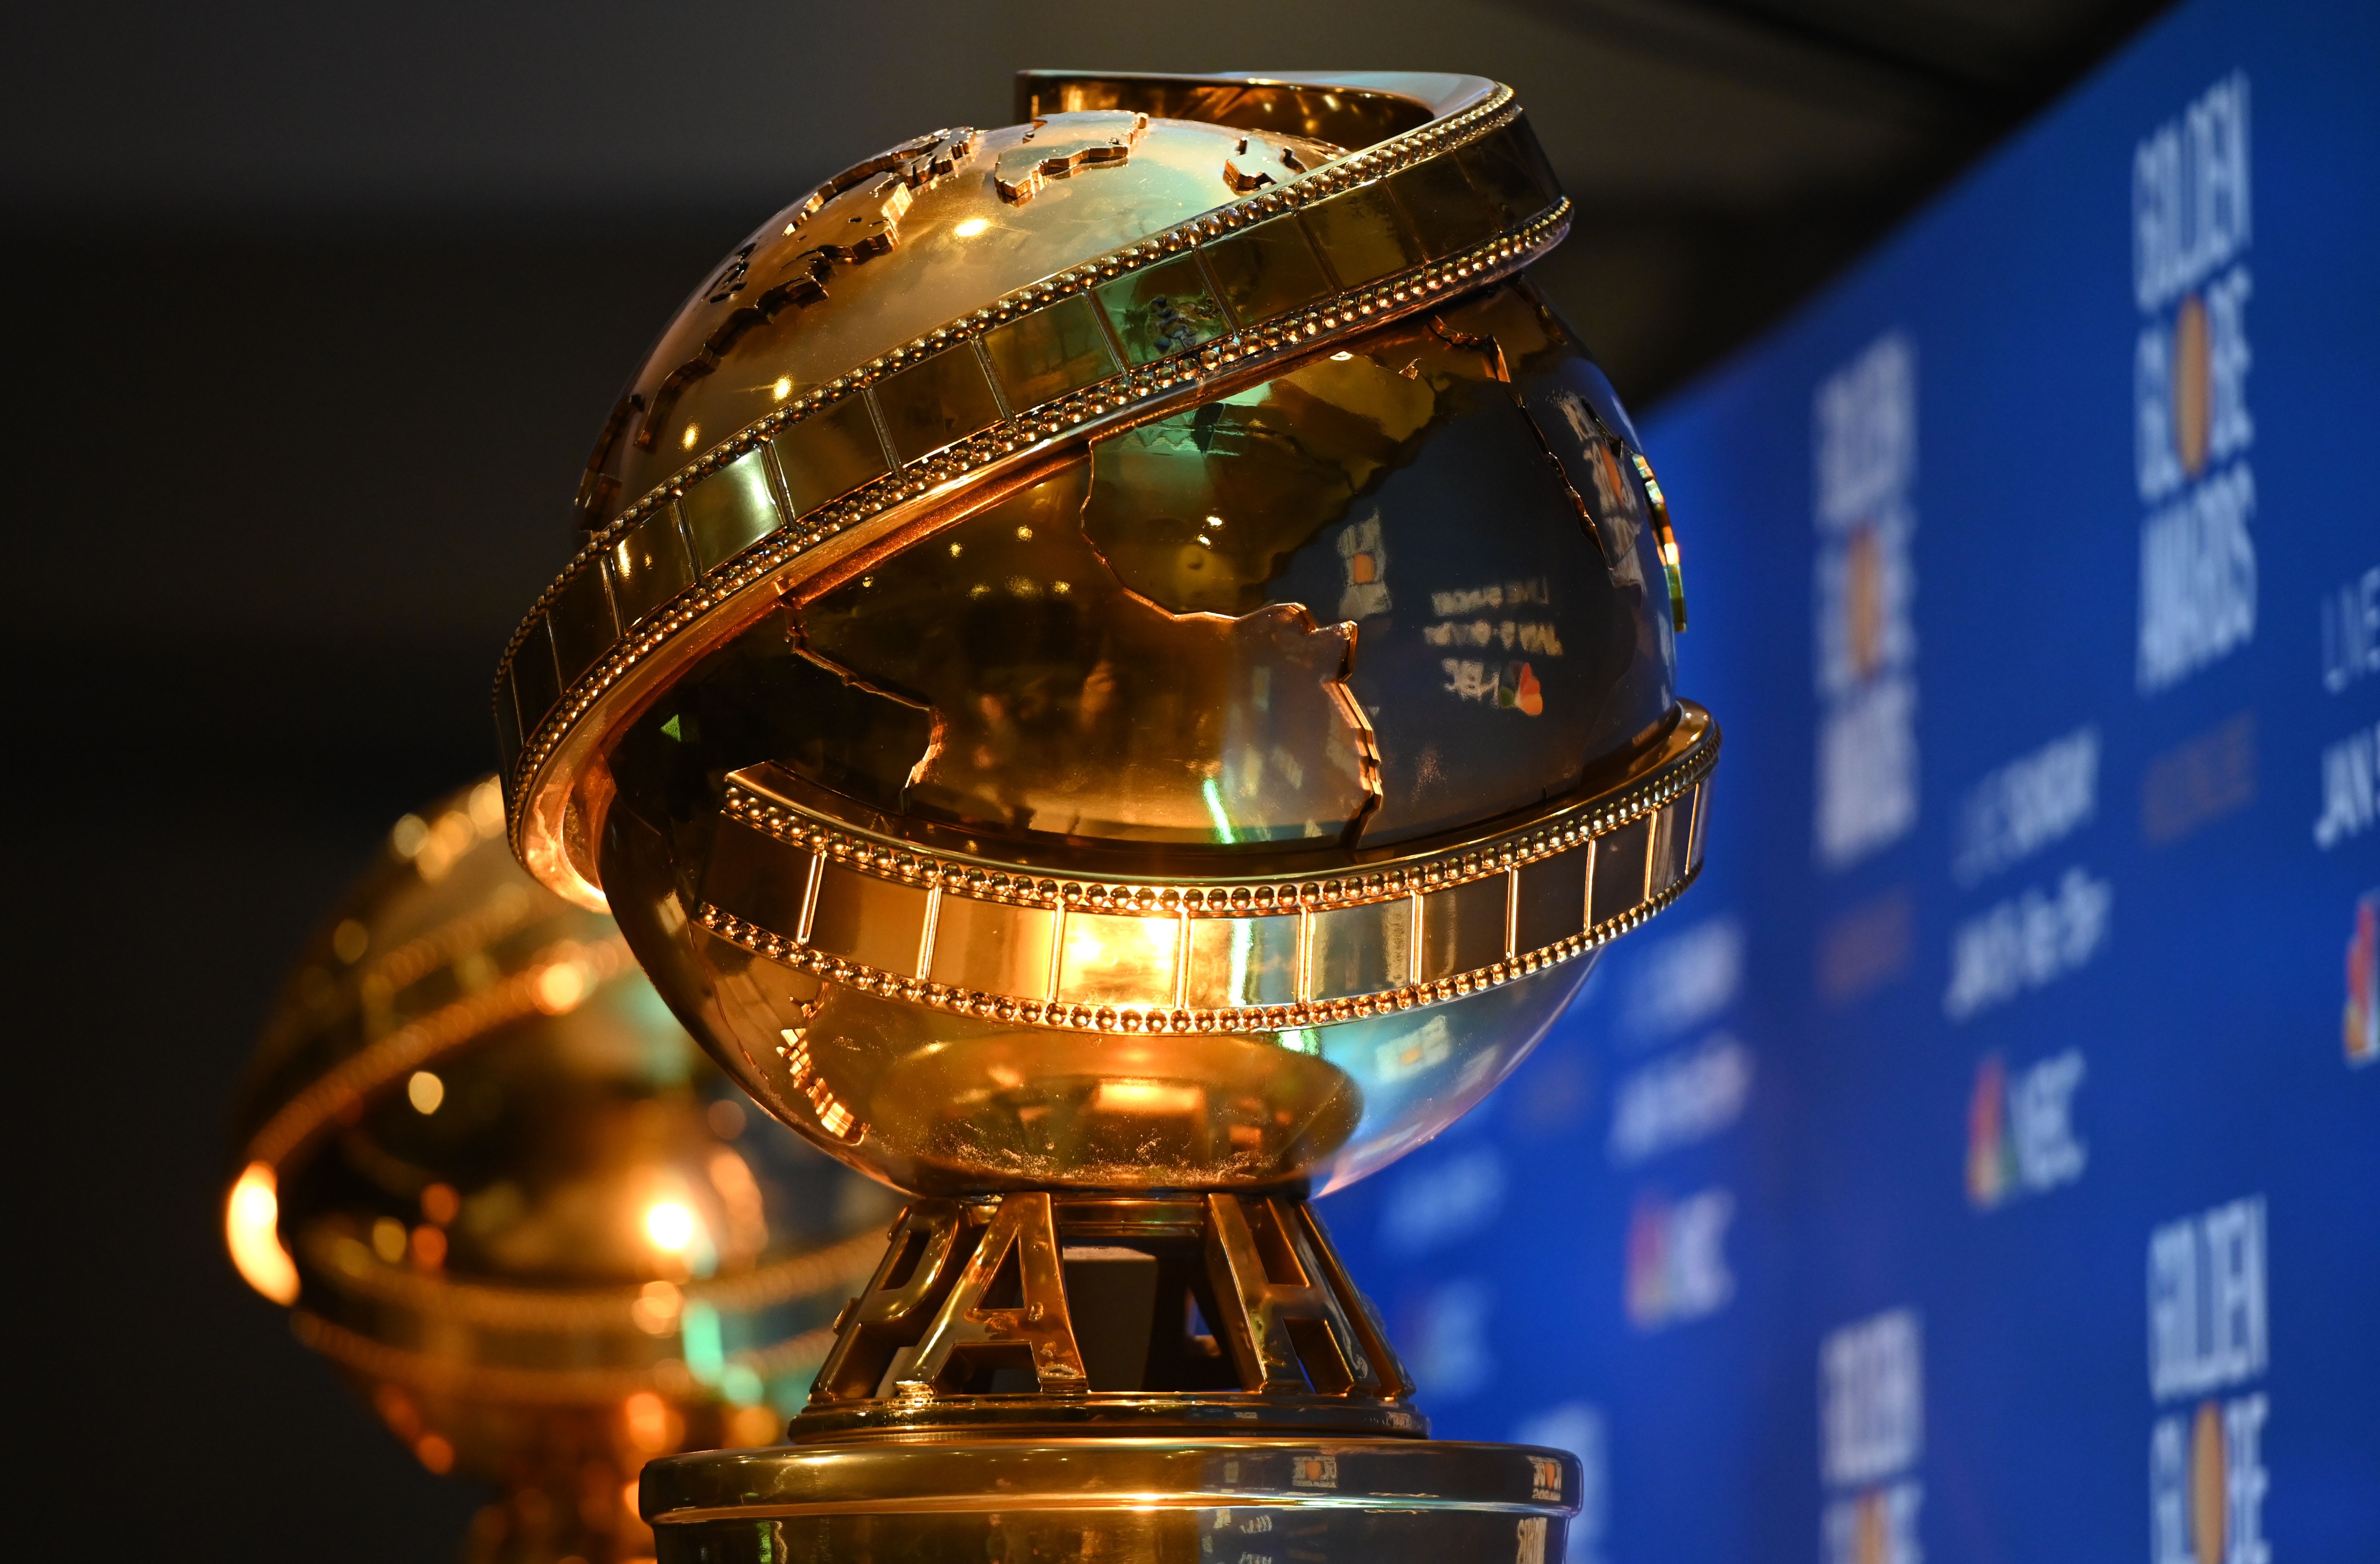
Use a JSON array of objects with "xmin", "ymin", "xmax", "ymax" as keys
[
  {"xmin": 685, "ymin": 721, "xmax": 1711, "ymax": 1037},
  {"xmin": 497, "ymin": 100, "xmax": 1564, "ymax": 849},
  {"xmin": 690, "ymin": 865, "xmax": 1698, "ymax": 1040},
  {"xmin": 495, "ymin": 93, "xmax": 1521, "ymax": 673},
  {"xmin": 716, "ymin": 708, "xmax": 1711, "ymax": 915}
]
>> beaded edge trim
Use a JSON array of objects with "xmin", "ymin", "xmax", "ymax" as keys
[
  {"xmin": 293, "ymin": 1310, "xmax": 839, "ymax": 1404},
  {"xmin": 245, "ymin": 935, "xmax": 638, "ymax": 1171},
  {"xmin": 497, "ymin": 90, "xmax": 1555, "ymax": 853},
  {"xmin": 299, "ymin": 1225, "xmax": 884, "ymax": 1332},
  {"xmin": 689, "ymin": 728, "xmax": 1713, "ymax": 1038},
  {"xmin": 698, "ymin": 854, "xmax": 1699, "ymax": 1039},
  {"xmin": 721, "ymin": 706, "xmax": 1714, "ymax": 914}
]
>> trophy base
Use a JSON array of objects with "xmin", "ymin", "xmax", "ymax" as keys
[
  {"xmin": 649, "ymin": 1194, "xmax": 1583, "ymax": 1556},
  {"xmin": 641, "ymin": 1434, "xmax": 1579, "ymax": 1562},
  {"xmin": 796, "ymin": 1193, "xmax": 1431, "ymax": 1438}
]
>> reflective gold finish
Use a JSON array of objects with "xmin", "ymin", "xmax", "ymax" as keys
[
  {"xmin": 496, "ymin": 77, "xmax": 1572, "ymax": 907},
  {"xmin": 488, "ymin": 69, "xmax": 1718, "ymax": 1562},
  {"xmin": 643, "ymin": 1435, "xmax": 1580, "ymax": 1561},
  {"xmin": 796, "ymin": 1193, "xmax": 1416, "ymax": 1439},
  {"xmin": 645, "ymin": 714, "xmax": 1711, "ymax": 1194},
  {"xmin": 228, "ymin": 779, "xmax": 895, "ymax": 1564},
  {"xmin": 993, "ymin": 111, "xmax": 1149, "ymax": 204}
]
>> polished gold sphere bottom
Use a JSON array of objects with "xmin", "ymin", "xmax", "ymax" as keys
[{"xmin": 643, "ymin": 1436, "xmax": 1579, "ymax": 1561}]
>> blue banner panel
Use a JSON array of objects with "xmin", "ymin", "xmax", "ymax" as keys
[{"xmin": 1319, "ymin": 3, "xmax": 2380, "ymax": 1560}]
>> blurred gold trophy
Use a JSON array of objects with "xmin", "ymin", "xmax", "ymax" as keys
[
  {"xmin": 226, "ymin": 778, "xmax": 895, "ymax": 1563},
  {"xmin": 492, "ymin": 71, "xmax": 1715, "ymax": 1558}
]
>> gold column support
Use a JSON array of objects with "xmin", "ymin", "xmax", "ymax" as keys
[
  {"xmin": 889, "ymin": 1193, "xmax": 1089, "ymax": 1395},
  {"xmin": 792, "ymin": 1191, "xmax": 1424, "ymax": 1441},
  {"xmin": 1204, "ymin": 1194, "xmax": 1372, "ymax": 1394}
]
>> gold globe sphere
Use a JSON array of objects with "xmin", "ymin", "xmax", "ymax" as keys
[
  {"xmin": 490, "ymin": 71, "xmax": 1721, "ymax": 1557},
  {"xmin": 226, "ymin": 778, "xmax": 897, "ymax": 1564},
  {"xmin": 492, "ymin": 75, "xmax": 1713, "ymax": 1200},
  {"xmin": 488, "ymin": 73, "xmax": 1713, "ymax": 1195}
]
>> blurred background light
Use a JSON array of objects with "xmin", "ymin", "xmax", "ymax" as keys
[{"xmin": 226, "ymin": 1163, "xmax": 300, "ymax": 1305}]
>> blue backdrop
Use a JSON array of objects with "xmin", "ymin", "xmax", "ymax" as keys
[{"xmin": 1319, "ymin": 3, "xmax": 2380, "ymax": 1560}]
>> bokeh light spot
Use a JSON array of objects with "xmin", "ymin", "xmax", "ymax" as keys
[
  {"xmin": 224, "ymin": 1163, "xmax": 299, "ymax": 1304},
  {"xmin": 705, "ymin": 1098, "xmax": 746, "ymax": 1140},
  {"xmin": 535, "ymin": 961, "xmax": 588, "ymax": 1014},
  {"xmin": 645, "ymin": 1200, "xmax": 696, "ymax": 1253},
  {"xmin": 631, "ymin": 1279, "xmax": 683, "ymax": 1335},
  {"xmin": 371, "ymin": 1217, "xmax": 407, "ymax": 1263},
  {"xmin": 389, "ymin": 814, "xmax": 428, "ymax": 858},
  {"xmin": 623, "ymin": 1391, "xmax": 678, "ymax": 1453}
]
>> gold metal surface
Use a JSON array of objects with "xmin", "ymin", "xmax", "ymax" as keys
[
  {"xmin": 888, "ymin": 1192, "xmax": 1089, "ymax": 1393},
  {"xmin": 1015, "ymin": 69, "xmax": 1486, "ymax": 145},
  {"xmin": 510, "ymin": 68, "xmax": 1706, "ymax": 1199},
  {"xmin": 485, "ymin": 67, "xmax": 1710, "ymax": 1556},
  {"xmin": 583, "ymin": 709, "xmax": 1710, "ymax": 1195},
  {"xmin": 994, "ymin": 111, "xmax": 1148, "ymax": 204},
  {"xmin": 228, "ymin": 780, "xmax": 896, "ymax": 1564},
  {"xmin": 497, "ymin": 88, "xmax": 1571, "ymax": 907},
  {"xmin": 694, "ymin": 705, "xmax": 1709, "ymax": 1026},
  {"xmin": 643, "ymin": 1435, "xmax": 1580, "ymax": 1561},
  {"xmin": 799, "ymin": 1193, "xmax": 1415, "ymax": 1439}
]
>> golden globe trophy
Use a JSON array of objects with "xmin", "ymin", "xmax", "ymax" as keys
[
  {"xmin": 491, "ymin": 71, "xmax": 1716, "ymax": 1559},
  {"xmin": 226, "ymin": 778, "xmax": 895, "ymax": 1563}
]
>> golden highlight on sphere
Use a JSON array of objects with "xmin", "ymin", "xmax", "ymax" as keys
[
  {"xmin": 495, "ymin": 73, "xmax": 1715, "ymax": 1201},
  {"xmin": 576, "ymin": 112, "xmax": 1348, "ymax": 525},
  {"xmin": 228, "ymin": 778, "xmax": 895, "ymax": 1563}
]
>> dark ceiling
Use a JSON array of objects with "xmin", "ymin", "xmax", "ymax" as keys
[
  {"xmin": 10, "ymin": 0, "xmax": 2172, "ymax": 404},
  {"xmin": 4, "ymin": 4, "xmax": 2169, "ymax": 1559}
]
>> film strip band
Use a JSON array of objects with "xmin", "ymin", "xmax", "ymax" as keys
[
  {"xmin": 245, "ymin": 934, "xmax": 636, "ymax": 1172},
  {"xmin": 294, "ymin": 1225, "xmax": 886, "ymax": 1334},
  {"xmin": 495, "ymin": 97, "xmax": 1566, "ymax": 849},
  {"xmin": 291, "ymin": 1310, "xmax": 840, "ymax": 1406},
  {"xmin": 694, "ymin": 707, "xmax": 1715, "ymax": 1036}
]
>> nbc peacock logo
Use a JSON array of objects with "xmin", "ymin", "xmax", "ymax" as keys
[
  {"xmin": 1965, "ymin": 1049, "xmax": 2086, "ymax": 1209},
  {"xmin": 1966, "ymin": 1054, "xmax": 2013, "ymax": 1207},
  {"xmin": 2346, "ymin": 891, "xmax": 2377, "ymax": 1067}
]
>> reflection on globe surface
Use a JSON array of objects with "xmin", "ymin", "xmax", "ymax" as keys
[
  {"xmin": 495, "ymin": 96, "xmax": 1708, "ymax": 1201},
  {"xmin": 596, "ymin": 275, "xmax": 1684, "ymax": 1194},
  {"xmin": 486, "ymin": 75, "xmax": 1719, "ymax": 1554}
]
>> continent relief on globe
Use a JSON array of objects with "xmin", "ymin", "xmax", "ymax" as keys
[
  {"xmin": 615, "ymin": 281, "xmax": 1672, "ymax": 866},
  {"xmin": 581, "ymin": 115, "xmax": 1341, "ymax": 521}
]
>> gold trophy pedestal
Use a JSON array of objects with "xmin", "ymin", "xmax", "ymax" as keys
[
  {"xmin": 643, "ymin": 1436, "xmax": 1577, "ymax": 1560},
  {"xmin": 480, "ymin": 67, "xmax": 1714, "ymax": 1564},
  {"xmin": 641, "ymin": 1192, "xmax": 1578, "ymax": 1560}
]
